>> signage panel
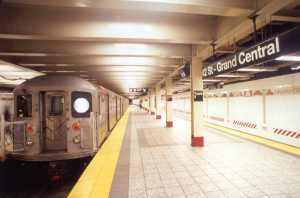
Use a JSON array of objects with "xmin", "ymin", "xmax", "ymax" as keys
[
  {"xmin": 166, "ymin": 95, "xmax": 173, "ymax": 102},
  {"xmin": 193, "ymin": 90, "xmax": 203, "ymax": 102},
  {"xmin": 203, "ymin": 37, "xmax": 280, "ymax": 77},
  {"xmin": 203, "ymin": 27, "xmax": 300, "ymax": 78},
  {"xmin": 129, "ymin": 88, "xmax": 148, "ymax": 93}
]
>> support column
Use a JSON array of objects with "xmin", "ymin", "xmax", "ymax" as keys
[
  {"xmin": 191, "ymin": 57, "xmax": 204, "ymax": 147},
  {"xmin": 150, "ymin": 88, "xmax": 155, "ymax": 115},
  {"xmin": 148, "ymin": 93, "xmax": 151, "ymax": 113},
  {"xmin": 165, "ymin": 77, "xmax": 173, "ymax": 128},
  {"xmin": 141, "ymin": 96, "xmax": 145, "ymax": 111},
  {"xmin": 155, "ymin": 84, "xmax": 161, "ymax": 119},
  {"xmin": 226, "ymin": 94, "xmax": 230, "ymax": 123},
  {"xmin": 145, "ymin": 93, "xmax": 150, "ymax": 112},
  {"xmin": 143, "ymin": 96, "xmax": 147, "ymax": 112},
  {"xmin": 262, "ymin": 92, "xmax": 267, "ymax": 130}
]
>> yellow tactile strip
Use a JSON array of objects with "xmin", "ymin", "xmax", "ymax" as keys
[
  {"xmin": 68, "ymin": 111, "xmax": 129, "ymax": 198},
  {"xmin": 205, "ymin": 122, "xmax": 300, "ymax": 157}
]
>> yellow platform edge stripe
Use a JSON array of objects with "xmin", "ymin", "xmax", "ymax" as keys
[
  {"xmin": 205, "ymin": 122, "xmax": 300, "ymax": 157},
  {"xmin": 68, "ymin": 111, "xmax": 129, "ymax": 198}
]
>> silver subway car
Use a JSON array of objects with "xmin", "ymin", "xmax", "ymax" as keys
[{"xmin": 7, "ymin": 75, "xmax": 128, "ymax": 161}]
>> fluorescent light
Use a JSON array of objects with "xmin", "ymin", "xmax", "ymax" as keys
[
  {"xmin": 0, "ymin": 65, "xmax": 24, "ymax": 72},
  {"xmin": 203, "ymin": 79, "xmax": 222, "ymax": 82},
  {"xmin": 0, "ymin": 60, "xmax": 43, "ymax": 86},
  {"xmin": 19, "ymin": 63, "xmax": 47, "ymax": 67},
  {"xmin": 276, "ymin": 55, "xmax": 300, "ymax": 61},
  {"xmin": 55, "ymin": 64, "xmax": 74, "ymax": 66},
  {"xmin": 0, "ymin": 52, "xmax": 48, "ymax": 56},
  {"xmin": 238, "ymin": 68, "xmax": 277, "ymax": 72},
  {"xmin": 55, "ymin": 71, "xmax": 77, "ymax": 73},
  {"xmin": 291, "ymin": 65, "xmax": 300, "ymax": 71},
  {"xmin": 217, "ymin": 74, "xmax": 249, "ymax": 78}
]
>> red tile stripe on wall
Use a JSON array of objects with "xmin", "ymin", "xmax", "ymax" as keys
[
  {"xmin": 273, "ymin": 128, "xmax": 300, "ymax": 139},
  {"xmin": 233, "ymin": 120, "xmax": 257, "ymax": 129},
  {"xmin": 209, "ymin": 116, "xmax": 224, "ymax": 122}
]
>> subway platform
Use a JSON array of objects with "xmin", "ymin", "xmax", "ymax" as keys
[{"xmin": 69, "ymin": 106, "xmax": 300, "ymax": 198}]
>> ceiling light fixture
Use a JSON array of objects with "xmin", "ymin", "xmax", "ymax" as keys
[
  {"xmin": 217, "ymin": 74, "xmax": 249, "ymax": 78},
  {"xmin": 203, "ymin": 79, "xmax": 222, "ymax": 82},
  {"xmin": 237, "ymin": 68, "xmax": 277, "ymax": 72},
  {"xmin": 291, "ymin": 65, "xmax": 300, "ymax": 71},
  {"xmin": 275, "ymin": 55, "xmax": 300, "ymax": 61}
]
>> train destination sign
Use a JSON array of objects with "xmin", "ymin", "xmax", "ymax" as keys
[
  {"xmin": 203, "ymin": 37, "xmax": 280, "ymax": 77},
  {"xmin": 129, "ymin": 88, "xmax": 148, "ymax": 93}
]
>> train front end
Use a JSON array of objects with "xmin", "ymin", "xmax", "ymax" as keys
[{"xmin": 7, "ymin": 75, "xmax": 98, "ymax": 162}]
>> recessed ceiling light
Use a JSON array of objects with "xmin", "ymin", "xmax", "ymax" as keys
[{"xmin": 276, "ymin": 55, "xmax": 300, "ymax": 61}]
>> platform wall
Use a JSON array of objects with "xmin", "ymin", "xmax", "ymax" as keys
[{"xmin": 172, "ymin": 73, "xmax": 300, "ymax": 148}]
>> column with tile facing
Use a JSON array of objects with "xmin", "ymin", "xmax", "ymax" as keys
[
  {"xmin": 165, "ymin": 77, "xmax": 173, "ymax": 128},
  {"xmin": 150, "ymin": 88, "xmax": 156, "ymax": 115},
  {"xmin": 191, "ymin": 57, "xmax": 204, "ymax": 147},
  {"xmin": 155, "ymin": 84, "xmax": 162, "ymax": 119}
]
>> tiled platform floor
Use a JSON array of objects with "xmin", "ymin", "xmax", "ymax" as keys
[{"xmin": 110, "ymin": 107, "xmax": 300, "ymax": 198}]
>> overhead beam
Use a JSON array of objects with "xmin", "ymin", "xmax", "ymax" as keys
[
  {"xmin": 0, "ymin": 40, "xmax": 192, "ymax": 57},
  {"xmin": 31, "ymin": 66, "xmax": 172, "ymax": 73},
  {"xmin": 40, "ymin": 71, "xmax": 166, "ymax": 78},
  {"xmin": 2, "ymin": 56, "xmax": 183, "ymax": 66},
  {"xmin": 272, "ymin": 15, "xmax": 300, "ymax": 23},
  {"xmin": 0, "ymin": 5, "xmax": 214, "ymax": 44},
  {"xmin": 22, "ymin": 65, "xmax": 175, "ymax": 72},
  {"xmin": 3, "ymin": 0, "xmax": 255, "ymax": 17},
  {"xmin": 197, "ymin": 0, "xmax": 298, "ymax": 59}
]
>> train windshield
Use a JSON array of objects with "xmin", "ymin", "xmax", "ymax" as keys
[
  {"xmin": 16, "ymin": 95, "xmax": 32, "ymax": 118},
  {"xmin": 71, "ymin": 91, "xmax": 92, "ymax": 118}
]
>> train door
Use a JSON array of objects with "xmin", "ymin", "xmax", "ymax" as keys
[
  {"xmin": 103, "ymin": 95, "xmax": 109, "ymax": 133},
  {"xmin": 116, "ymin": 96, "xmax": 119, "ymax": 120},
  {"xmin": 42, "ymin": 92, "xmax": 67, "ymax": 151},
  {"xmin": 98, "ymin": 94, "xmax": 109, "ymax": 144},
  {"xmin": 116, "ymin": 97, "xmax": 119, "ymax": 120}
]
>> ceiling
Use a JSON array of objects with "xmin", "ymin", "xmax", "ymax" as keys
[{"xmin": 0, "ymin": 0, "xmax": 300, "ymax": 96}]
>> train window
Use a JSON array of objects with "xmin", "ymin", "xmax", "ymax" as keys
[
  {"xmin": 16, "ymin": 95, "xmax": 32, "ymax": 118},
  {"xmin": 71, "ymin": 91, "xmax": 92, "ymax": 117},
  {"xmin": 48, "ymin": 96, "xmax": 64, "ymax": 116}
]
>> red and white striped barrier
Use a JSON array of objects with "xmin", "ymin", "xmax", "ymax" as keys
[
  {"xmin": 233, "ymin": 120, "xmax": 257, "ymax": 129},
  {"xmin": 273, "ymin": 128, "xmax": 300, "ymax": 139}
]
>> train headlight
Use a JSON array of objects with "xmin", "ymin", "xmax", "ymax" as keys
[
  {"xmin": 73, "ymin": 98, "xmax": 90, "ymax": 113},
  {"xmin": 73, "ymin": 136, "xmax": 81, "ymax": 144},
  {"xmin": 26, "ymin": 136, "xmax": 34, "ymax": 146}
]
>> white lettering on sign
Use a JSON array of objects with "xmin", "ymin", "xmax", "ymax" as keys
[
  {"xmin": 203, "ymin": 37, "xmax": 280, "ymax": 77},
  {"xmin": 216, "ymin": 56, "xmax": 237, "ymax": 73},
  {"xmin": 238, "ymin": 37, "xmax": 280, "ymax": 65}
]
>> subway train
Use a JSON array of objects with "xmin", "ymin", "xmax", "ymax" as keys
[{"xmin": 4, "ymin": 75, "xmax": 128, "ymax": 162}]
